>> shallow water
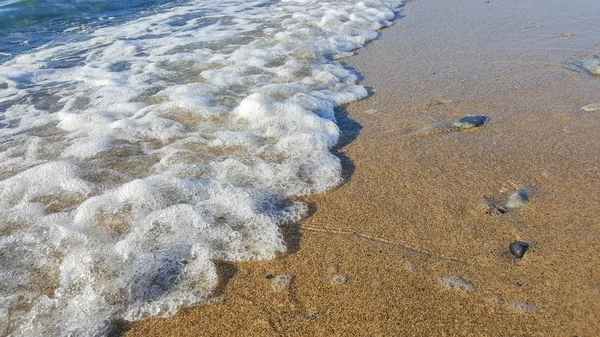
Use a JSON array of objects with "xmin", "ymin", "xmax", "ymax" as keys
[
  {"xmin": 0, "ymin": 0, "xmax": 403, "ymax": 335},
  {"xmin": 0, "ymin": 0, "xmax": 177, "ymax": 64}
]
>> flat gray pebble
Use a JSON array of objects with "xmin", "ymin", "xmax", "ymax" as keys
[
  {"xmin": 583, "ymin": 56, "xmax": 600, "ymax": 75},
  {"xmin": 505, "ymin": 188, "xmax": 529, "ymax": 209}
]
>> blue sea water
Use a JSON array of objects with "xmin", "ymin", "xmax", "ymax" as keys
[
  {"xmin": 0, "ymin": 0, "xmax": 403, "ymax": 335},
  {"xmin": 0, "ymin": 0, "xmax": 178, "ymax": 63}
]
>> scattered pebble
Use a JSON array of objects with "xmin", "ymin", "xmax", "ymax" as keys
[
  {"xmin": 489, "ymin": 297, "xmax": 537, "ymax": 313},
  {"xmin": 509, "ymin": 301, "xmax": 538, "ymax": 313},
  {"xmin": 330, "ymin": 274, "xmax": 348, "ymax": 285},
  {"xmin": 485, "ymin": 203, "xmax": 507, "ymax": 215},
  {"xmin": 583, "ymin": 56, "xmax": 600, "ymax": 75},
  {"xmin": 453, "ymin": 115, "xmax": 488, "ymax": 129},
  {"xmin": 509, "ymin": 241, "xmax": 529, "ymax": 259},
  {"xmin": 505, "ymin": 188, "xmax": 529, "ymax": 210},
  {"xmin": 326, "ymin": 265, "xmax": 338, "ymax": 274},
  {"xmin": 581, "ymin": 103, "xmax": 600, "ymax": 112},
  {"xmin": 488, "ymin": 296, "xmax": 505, "ymax": 305},
  {"xmin": 364, "ymin": 109, "xmax": 378, "ymax": 114},
  {"xmin": 270, "ymin": 274, "xmax": 293, "ymax": 291},
  {"xmin": 440, "ymin": 275, "xmax": 475, "ymax": 292},
  {"xmin": 404, "ymin": 262, "xmax": 417, "ymax": 271}
]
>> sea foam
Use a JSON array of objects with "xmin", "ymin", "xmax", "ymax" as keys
[{"xmin": 0, "ymin": 0, "xmax": 403, "ymax": 335}]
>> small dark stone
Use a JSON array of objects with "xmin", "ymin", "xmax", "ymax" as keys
[
  {"xmin": 509, "ymin": 241, "xmax": 529, "ymax": 259},
  {"xmin": 265, "ymin": 274, "xmax": 274, "ymax": 280},
  {"xmin": 453, "ymin": 115, "xmax": 488, "ymax": 129},
  {"xmin": 483, "ymin": 197, "xmax": 507, "ymax": 215},
  {"xmin": 485, "ymin": 204, "xmax": 507, "ymax": 215}
]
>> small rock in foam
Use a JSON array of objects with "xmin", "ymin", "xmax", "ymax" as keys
[{"xmin": 440, "ymin": 275, "xmax": 475, "ymax": 292}]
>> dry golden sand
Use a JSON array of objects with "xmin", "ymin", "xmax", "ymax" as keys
[{"xmin": 125, "ymin": 0, "xmax": 600, "ymax": 336}]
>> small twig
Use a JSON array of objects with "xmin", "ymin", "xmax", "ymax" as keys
[{"xmin": 300, "ymin": 224, "xmax": 470, "ymax": 266}]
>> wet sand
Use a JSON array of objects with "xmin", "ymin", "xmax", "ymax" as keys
[{"xmin": 125, "ymin": 0, "xmax": 600, "ymax": 336}]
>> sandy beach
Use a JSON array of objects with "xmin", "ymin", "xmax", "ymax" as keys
[{"xmin": 125, "ymin": 0, "xmax": 600, "ymax": 336}]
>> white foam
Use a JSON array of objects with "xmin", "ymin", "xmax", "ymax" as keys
[
  {"xmin": 0, "ymin": 161, "xmax": 92, "ymax": 206},
  {"xmin": 0, "ymin": 0, "xmax": 404, "ymax": 335}
]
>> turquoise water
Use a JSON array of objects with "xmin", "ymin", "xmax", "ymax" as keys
[{"xmin": 0, "ymin": 0, "xmax": 176, "ymax": 62}]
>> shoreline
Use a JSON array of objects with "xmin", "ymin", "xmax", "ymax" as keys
[{"xmin": 126, "ymin": 0, "xmax": 600, "ymax": 336}]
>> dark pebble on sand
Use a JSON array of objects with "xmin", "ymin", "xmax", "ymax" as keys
[
  {"xmin": 453, "ymin": 115, "xmax": 488, "ymax": 129},
  {"xmin": 485, "ymin": 203, "xmax": 507, "ymax": 215},
  {"xmin": 509, "ymin": 241, "xmax": 529, "ymax": 259}
]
